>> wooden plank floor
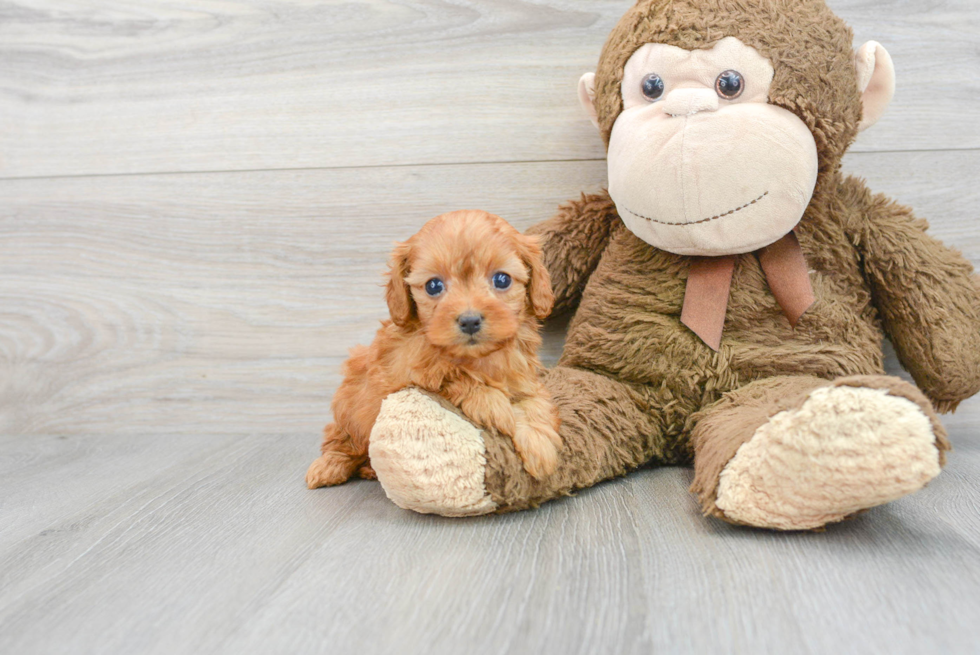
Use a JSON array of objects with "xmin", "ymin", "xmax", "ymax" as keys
[
  {"xmin": 1, "ymin": 415, "xmax": 980, "ymax": 654},
  {"xmin": 1, "ymin": 1, "xmax": 979, "ymax": 653}
]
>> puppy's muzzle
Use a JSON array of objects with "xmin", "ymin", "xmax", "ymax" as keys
[{"xmin": 457, "ymin": 312, "xmax": 483, "ymax": 335}]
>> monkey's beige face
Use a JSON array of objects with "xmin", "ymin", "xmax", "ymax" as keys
[{"xmin": 603, "ymin": 37, "xmax": 819, "ymax": 256}]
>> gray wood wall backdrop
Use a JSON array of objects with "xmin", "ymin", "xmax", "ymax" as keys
[
  {"xmin": 1, "ymin": 0, "xmax": 977, "ymax": 438},
  {"xmin": 0, "ymin": 0, "xmax": 980, "ymax": 435},
  {"xmin": 2, "ymin": 2, "xmax": 980, "ymax": 654}
]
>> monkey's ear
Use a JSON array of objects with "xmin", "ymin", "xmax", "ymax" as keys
[
  {"xmin": 578, "ymin": 72, "xmax": 600, "ymax": 129},
  {"xmin": 518, "ymin": 233, "xmax": 555, "ymax": 320},
  {"xmin": 385, "ymin": 241, "xmax": 415, "ymax": 328},
  {"xmin": 854, "ymin": 41, "xmax": 895, "ymax": 132}
]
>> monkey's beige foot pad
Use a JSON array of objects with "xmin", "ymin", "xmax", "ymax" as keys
[
  {"xmin": 369, "ymin": 388, "xmax": 497, "ymax": 517},
  {"xmin": 715, "ymin": 385, "xmax": 942, "ymax": 531}
]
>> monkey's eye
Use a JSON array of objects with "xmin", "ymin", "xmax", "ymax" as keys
[
  {"xmin": 641, "ymin": 73, "xmax": 665, "ymax": 101},
  {"xmin": 425, "ymin": 278, "xmax": 445, "ymax": 297},
  {"xmin": 715, "ymin": 70, "xmax": 744, "ymax": 99},
  {"xmin": 491, "ymin": 272, "xmax": 512, "ymax": 290}
]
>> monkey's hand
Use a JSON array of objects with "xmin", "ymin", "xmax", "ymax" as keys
[
  {"xmin": 526, "ymin": 192, "xmax": 621, "ymax": 316},
  {"xmin": 848, "ymin": 179, "xmax": 980, "ymax": 412}
]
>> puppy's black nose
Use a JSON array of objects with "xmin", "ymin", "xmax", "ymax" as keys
[{"xmin": 457, "ymin": 312, "xmax": 483, "ymax": 335}]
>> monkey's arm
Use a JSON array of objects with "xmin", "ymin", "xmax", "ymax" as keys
[
  {"xmin": 526, "ymin": 191, "xmax": 621, "ymax": 315},
  {"xmin": 844, "ymin": 177, "xmax": 980, "ymax": 412}
]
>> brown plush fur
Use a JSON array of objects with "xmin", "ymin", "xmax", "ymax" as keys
[
  {"xmin": 306, "ymin": 210, "xmax": 561, "ymax": 489},
  {"xmin": 465, "ymin": 0, "xmax": 980, "ymax": 519}
]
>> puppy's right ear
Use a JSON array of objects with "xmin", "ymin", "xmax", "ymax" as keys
[{"xmin": 385, "ymin": 240, "xmax": 415, "ymax": 327}]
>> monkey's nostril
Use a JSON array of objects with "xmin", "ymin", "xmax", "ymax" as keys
[{"xmin": 457, "ymin": 312, "xmax": 483, "ymax": 335}]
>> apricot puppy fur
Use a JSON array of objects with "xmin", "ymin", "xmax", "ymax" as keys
[{"xmin": 306, "ymin": 210, "xmax": 562, "ymax": 488}]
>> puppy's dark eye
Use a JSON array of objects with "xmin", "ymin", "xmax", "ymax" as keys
[
  {"xmin": 641, "ymin": 73, "xmax": 665, "ymax": 101},
  {"xmin": 491, "ymin": 272, "xmax": 512, "ymax": 290},
  {"xmin": 425, "ymin": 278, "xmax": 445, "ymax": 297},
  {"xmin": 715, "ymin": 70, "xmax": 744, "ymax": 99}
]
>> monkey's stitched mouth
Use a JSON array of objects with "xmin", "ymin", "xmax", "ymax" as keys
[{"xmin": 624, "ymin": 191, "xmax": 769, "ymax": 226}]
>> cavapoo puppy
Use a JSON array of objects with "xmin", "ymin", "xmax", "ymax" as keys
[{"xmin": 306, "ymin": 209, "xmax": 562, "ymax": 489}]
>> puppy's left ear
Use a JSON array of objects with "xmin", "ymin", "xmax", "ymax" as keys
[
  {"xmin": 518, "ymin": 233, "xmax": 555, "ymax": 320},
  {"xmin": 385, "ymin": 240, "xmax": 416, "ymax": 327}
]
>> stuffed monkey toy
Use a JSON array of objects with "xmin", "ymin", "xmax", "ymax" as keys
[{"xmin": 366, "ymin": 0, "xmax": 980, "ymax": 529}]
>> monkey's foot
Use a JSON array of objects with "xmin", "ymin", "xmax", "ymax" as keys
[
  {"xmin": 714, "ymin": 381, "xmax": 945, "ymax": 530},
  {"xmin": 369, "ymin": 388, "xmax": 497, "ymax": 516}
]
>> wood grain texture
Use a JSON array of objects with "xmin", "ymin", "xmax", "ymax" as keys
[
  {"xmin": 1, "ymin": 429, "xmax": 979, "ymax": 655},
  {"xmin": 1, "ymin": 0, "xmax": 978, "ymax": 178},
  {"xmin": 2, "ymin": 151, "xmax": 977, "ymax": 437}
]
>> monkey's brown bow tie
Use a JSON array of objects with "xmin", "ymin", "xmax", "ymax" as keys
[{"xmin": 681, "ymin": 232, "xmax": 815, "ymax": 350}]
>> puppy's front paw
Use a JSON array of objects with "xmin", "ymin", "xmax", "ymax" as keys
[
  {"xmin": 306, "ymin": 454, "xmax": 358, "ymax": 489},
  {"xmin": 486, "ymin": 408, "xmax": 517, "ymax": 439},
  {"xmin": 460, "ymin": 390, "xmax": 516, "ymax": 437},
  {"xmin": 512, "ymin": 421, "xmax": 560, "ymax": 480}
]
